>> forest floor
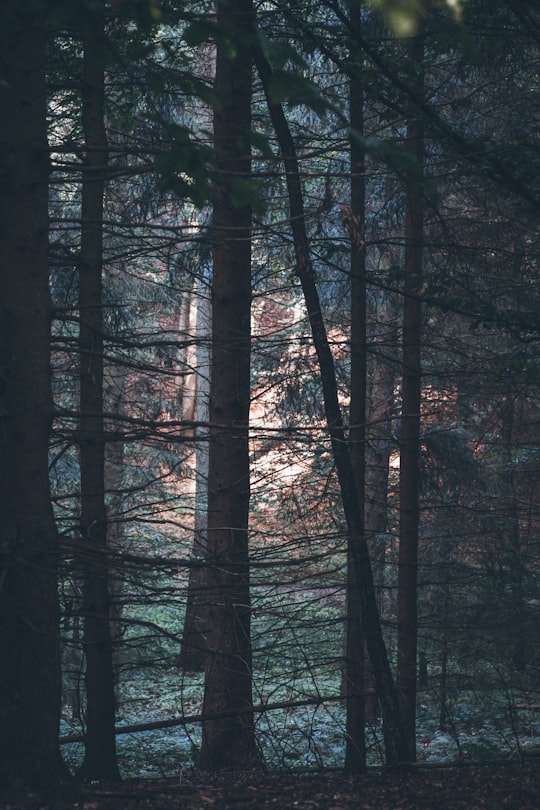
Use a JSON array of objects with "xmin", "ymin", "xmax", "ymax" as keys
[{"xmin": 2, "ymin": 760, "xmax": 540, "ymax": 810}]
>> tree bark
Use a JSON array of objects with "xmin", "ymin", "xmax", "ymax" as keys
[
  {"xmin": 104, "ymin": 358, "xmax": 128, "ymax": 686},
  {"xmin": 77, "ymin": 5, "xmax": 120, "ymax": 780},
  {"xmin": 500, "ymin": 393, "xmax": 526, "ymax": 671},
  {"xmin": 344, "ymin": 0, "xmax": 367, "ymax": 772},
  {"xmin": 397, "ymin": 29, "xmax": 425, "ymax": 764},
  {"xmin": 199, "ymin": 0, "xmax": 260, "ymax": 770},
  {"xmin": 364, "ymin": 293, "xmax": 398, "ymax": 722},
  {"xmin": 0, "ymin": 7, "xmax": 65, "ymax": 792}
]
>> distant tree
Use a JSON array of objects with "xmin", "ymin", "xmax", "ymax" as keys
[{"xmin": 179, "ymin": 270, "xmax": 211, "ymax": 671}]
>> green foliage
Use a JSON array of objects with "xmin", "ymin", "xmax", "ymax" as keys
[
  {"xmin": 267, "ymin": 71, "xmax": 328, "ymax": 115},
  {"xmin": 155, "ymin": 124, "xmax": 214, "ymax": 207}
]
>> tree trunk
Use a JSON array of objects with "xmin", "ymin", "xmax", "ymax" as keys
[
  {"xmin": 255, "ymin": 43, "xmax": 409, "ymax": 768},
  {"xmin": 344, "ymin": 0, "xmax": 367, "ymax": 772},
  {"xmin": 104, "ymin": 360, "xmax": 128, "ymax": 679},
  {"xmin": 77, "ymin": 6, "xmax": 120, "ymax": 780},
  {"xmin": 199, "ymin": 0, "xmax": 260, "ymax": 770},
  {"xmin": 180, "ymin": 277, "xmax": 211, "ymax": 671},
  {"xmin": 500, "ymin": 393, "xmax": 526, "ymax": 670},
  {"xmin": 397, "ymin": 29, "xmax": 425, "ymax": 764},
  {"xmin": 438, "ymin": 571, "xmax": 450, "ymax": 731},
  {"xmin": 364, "ymin": 292, "xmax": 398, "ymax": 722},
  {"xmin": 0, "ymin": 7, "xmax": 65, "ymax": 792},
  {"xmin": 178, "ymin": 288, "xmax": 199, "ymax": 428}
]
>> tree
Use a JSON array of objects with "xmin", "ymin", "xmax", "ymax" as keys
[
  {"xmin": 254, "ymin": 31, "xmax": 409, "ymax": 767},
  {"xmin": 199, "ymin": 0, "xmax": 260, "ymax": 770},
  {"xmin": 0, "ymin": 3, "xmax": 65, "ymax": 792},
  {"xmin": 76, "ymin": 4, "xmax": 121, "ymax": 780},
  {"xmin": 396, "ymin": 25, "xmax": 425, "ymax": 763},
  {"xmin": 343, "ymin": 0, "xmax": 367, "ymax": 773}
]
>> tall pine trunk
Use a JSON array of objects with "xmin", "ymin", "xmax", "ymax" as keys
[
  {"xmin": 199, "ymin": 0, "xmax": 259, "ymax": 770},
  {"xmin": 77, "ymin": 6, "xmax": 120, "ymax": 780},
  {"xmin": 0, "ymin": 7, "xmax": 64, "ymax": 792},
  {"xmin": 397, "ymin": 29, "xmax": 425, "ymax": 763},
  {"xmin": 344, "ymin": 0, "xmax": 367, "ymax": 772}
]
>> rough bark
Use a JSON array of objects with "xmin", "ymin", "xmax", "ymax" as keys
[
  {"xmin": 178, "ymin": 290, "xmax": 199, "ymax": 428},
  {"xmin": 500, "ymin": 394, "xmax": 526, "ymax": 671},
  {"xmin": 0, "ymin": 7, "xmax": 65, "ymax": 792},
  {"xmin": 396, "ymin": 30, "xmax": 425, "ymax": 764},
  {"xmin": 199, "ymin": 0, "xmax": 260, "ymax": 770},
  {"xmin": 104, "ymin": 360, "xmax": 128, "ymax": 653},
  {"xmin": 77, "ymin": 5, "xmax": 120, "ymax": 780}
]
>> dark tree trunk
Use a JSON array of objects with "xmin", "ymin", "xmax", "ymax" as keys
[
  {"xmin": 255, "ymin": 43, "xmax": 409, "ymax": 768},
  {"xmin": 199, "ymin": 0, "xmax": 260, "ymax": 771},
  {"xmin": 0, "ymin": 8, "xmax": 65, "ymax": 792},
  {"xmin": 77, "ymin": 6, "xmax": 120, "ymax": 781},
  {"xmin": 104, "ymin": 360, "xmax": 128, "ymax": 654},
  {"xmin": 397, "ymin": 30, "xmax": 425, "ymax": 764},
  {"xmin": 344, "ymin": 0, "xmax": 367, "ymax": 772},
  {"xmin": 438, "ymin": 575, "xmax": 450, "ymax": 731},
  {"xmin": 500, "ymin": 394, "xmax": 527, "ymax": 671}
]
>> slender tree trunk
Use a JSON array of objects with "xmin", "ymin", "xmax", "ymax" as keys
[
  {"xmin": 438, "ymin": 567, "xmax": 450, "ymax": 731},
  {"xmin": 364, "ymin": 293, "xmax": 398, "ymax": 722},
  {"xmin": 200, "ymin": 0, "xmax": 259, "ymax": 770},
  {"xmin": 500, "ymin": 393, "xmax": 526, "ymax": 670},
  {"xmin": 255, "ymin": 43, "xmax": 409, "ymax": 768},
  {"xmin": 397, "ymin": 30, "xmax": 425, "ymax": 764},
  {"xmin": 104, "ymin": 361, "xmax": 128, "ymax": 676},
  {"xmin": 180, "ymin": 276, "xmax": 211, "ymax": 671},
  {"xmin": 0, "ymin": 8, "xmax": 65, "ymax": 792},
  {"xmin": 77, "ymin": 6, "xmax": 120, "ymax": 780},
  {"xmin": 178, "ymin": 289, "xmax": 199, "ymax": 427},
  {"xmin": 344, "ymin": 0, "xmax": 367, "ymax": 772}
]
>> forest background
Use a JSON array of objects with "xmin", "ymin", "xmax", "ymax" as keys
[{"xmin": 0, "ymin": 0, "xmax": 539, "ymax": 795}]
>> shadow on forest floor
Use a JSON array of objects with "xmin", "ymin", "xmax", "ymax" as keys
[{"xmin": 2, "ymin": 760, "xmax": 540, "ymax": 809}]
